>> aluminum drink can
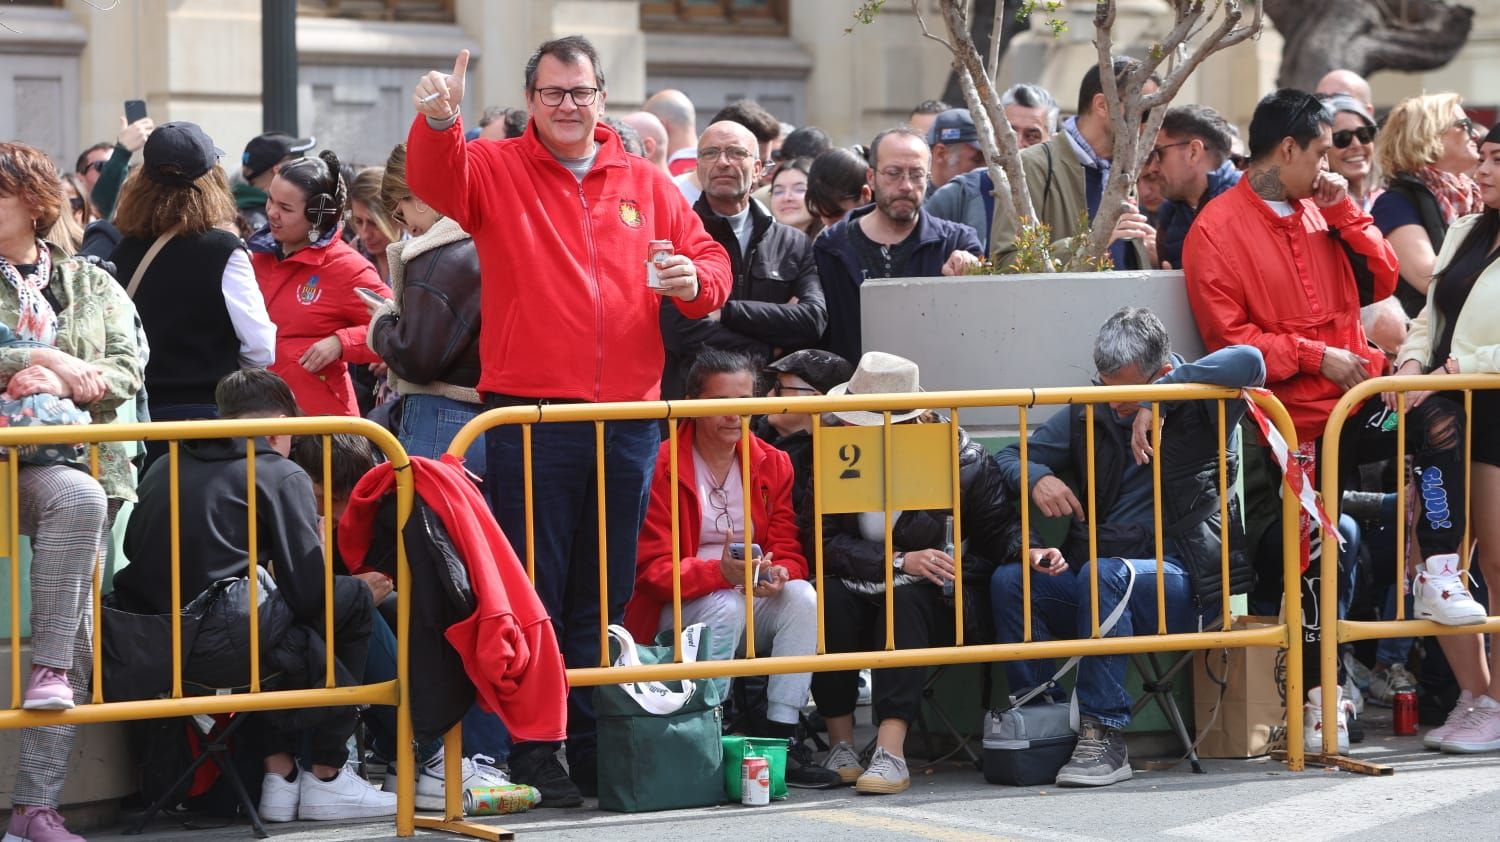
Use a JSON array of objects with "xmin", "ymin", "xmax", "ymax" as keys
[
  {"xmin": 646, "ymin": 239, "xmax": 673, "ymax": 289},
  {"xmin": 462, "ymin": 784, "xmax": 541, "ymax": 816},
  {"xmin": 741, "ymin": 755, "xmax": 770, "ymax": 806},
  {"xmin": 1392, "ymin": 690, "xmax": 1418, "ymax": 736}
]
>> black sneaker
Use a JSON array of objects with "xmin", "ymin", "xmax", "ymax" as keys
[
  {"xmin": 1055, "ymin": 718, "xmax": 1133, "ymax": 787},
  {"xmin": 784, "ymin": 739, "xmax": 841, "ymax": 789},
  {"xmin": 509, "ymin": 744, "xmax": 584, "ymax": 808}
]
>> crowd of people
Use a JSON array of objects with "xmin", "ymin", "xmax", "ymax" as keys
[{"xmin": 2, "ymin": 30, "xmax": 1499, "ymax": 840}]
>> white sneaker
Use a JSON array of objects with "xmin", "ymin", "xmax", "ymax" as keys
[
  {"xmin": 298, "ymin": 768, "xmax": 399, "ymax": 820},
  {"xmin": 1413, "ymin": 555, "xmax": 1487, "ymax": 626},
  {"xmin": 383, "ymin": 753, "xmax": 514, "ymax": 811},
  {"xmin": 1368, "ymin": 663, "xmax": 1418, "ymax": 707},
  {"xmin": 1342, "ymin": 650, "xmax": 1373, "ymax": 691},
  {"xmin": 258, "ymin": 771, "xmax": 300, "ymax": 823},
  {"xmin": 857, "ymin": 669, "xmax": 873, "ymax": 706},
  {"xmin": 1344, "ymin": 676, "xmax": 1365, "ymax": 717},
  {"xmin": 1425, "ymin": 690, "xmax": 1477, "ymax": 750},
  {"xmin": 1304, "ymin": 686, "xmax": 1350, "ymax": 753}
]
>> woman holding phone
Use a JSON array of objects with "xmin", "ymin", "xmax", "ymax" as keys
[
  {"xmin": 249, "ymin": 149, "xmax": 391, "ymax": 416},
  {"xmin": 624, "ymin": 349, "xmax": 839, "ymax": 789}
]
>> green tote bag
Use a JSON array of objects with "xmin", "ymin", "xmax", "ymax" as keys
[{"xmin": 596, "ymin": 623, "xmax": 726, "ymax": 812}]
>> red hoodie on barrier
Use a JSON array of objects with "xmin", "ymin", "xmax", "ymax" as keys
[{"xmin": 339, "ymin": 454, "xmax": 567, "ymax": 743}]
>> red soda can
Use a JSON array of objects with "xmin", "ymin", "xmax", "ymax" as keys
[
  {"xmin": 1393, "ymin": 689, "xmax": 1418, "ymax": 736},
  {"xmin": 741, "ymin": 755, "xmax": 770, "ymax": 806},
  {"xmin": 646, "ymin": 239, "xmax": 673, "ymax": 289}
]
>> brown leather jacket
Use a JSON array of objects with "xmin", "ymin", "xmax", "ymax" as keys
[{"xmin": 370, "ymin": 217, "xmax": 483, "ymax": 401}]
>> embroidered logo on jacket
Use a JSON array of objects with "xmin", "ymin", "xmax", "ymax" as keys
[
  {"xmin": 618, "ymin": 200, "xmax": 644, "ymax": 228},
  {"xmin": 298, "ymin": 275, "xmax": 322, "ymax": 305}
]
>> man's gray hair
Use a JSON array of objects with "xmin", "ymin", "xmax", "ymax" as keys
[
  {"xmin": 1001, "ymin": 83, "xmax": 1060, "ymax": 134},
  {"xmin": 1094, "ymin": 307, "xmax": 1171, "ymax": 376}
]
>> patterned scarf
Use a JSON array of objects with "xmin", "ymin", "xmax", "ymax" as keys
[
  {"xmin": 1415, "ymin": 166, "xmax": 1483, "ymax": 224},
  {"xmin": 0, "ymin": 241, "xmax": 57, "ymax": 347}
]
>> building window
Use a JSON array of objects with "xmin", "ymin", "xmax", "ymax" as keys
[
  {"xmin": 297, "ymin": 0, "xmax": 454, "ymax": 23},
  {"xmin": 641, "ymin": 0, "xmax": 787, "ymax": 35}
]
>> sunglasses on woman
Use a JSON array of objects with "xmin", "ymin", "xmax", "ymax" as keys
[{"xmin": 1332, "ymin": 126, "xmax": 1376, "ymax": 148}]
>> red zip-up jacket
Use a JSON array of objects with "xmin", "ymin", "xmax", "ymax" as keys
[
  {"xmin": 623, "ymin": 421, "xmax": 807, "ymax": 641},
  {"xmin": 406, "ymin": 117, "xmax": 732, "ymax": 402},
  {"xmin": 1184, "ymin": 178, "xmax": 1399, "ymax": 442},
  {"xmin": 249, "ymin": 228, "xmax": 391, "ymax": 416},
  {"xmin": 339, "ymin": 455, "xmax": 568, "ymax": 743}
]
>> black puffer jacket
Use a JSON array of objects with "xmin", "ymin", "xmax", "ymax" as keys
[
  {"xmin": 661, "ymin": 197, "xmax": 826, "ymax": 399},
  {"xmin": 806, "ymin": 426, "xmax": 1011, "ymax": 643}
]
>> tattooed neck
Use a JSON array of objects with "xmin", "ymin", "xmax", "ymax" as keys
[{"xmin": 1249, "ymin": 167, "xmax": 1287, "ymax": 202}]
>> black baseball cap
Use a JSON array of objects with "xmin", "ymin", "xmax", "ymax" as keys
[
  {"xmin": 242, "ymin": 132, "xmax": 315, "ymax": 181},
  {"xmin": 143, "ymin": 122, "xmax": 224, "ymax": 186},
  {"xmin": 765, "ymin": 349, "xmax": 855, "ymax": 395},
  {"xmin": 926, "ymin": 108, "xmax": 979, "ymax": 149}
]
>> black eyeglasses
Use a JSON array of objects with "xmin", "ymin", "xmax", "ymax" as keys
[
  {"xmin": 708, "ymin": 486, "xmax": 733, "ymax": 535},
  {"xmin": 68, "ymin": 196, "xmax": 85, "ymax": 212},
  {"xmin": 1229, "ymin": 153, "xmax": 1250, "ymax": 171},
  {"xmin": 533, "ymin": 86, "xmax": 599, "ymax": 107},
  {"xmin": 86, "ymin": 160, "xmax": 107, "ymax": 174},
  {"xmin": 1145, "ymin": 140, "xmax": 1192, "ymax": 166},
  {"xmin": 1332, "ymin": 126, "xmax": 1377, "ymax": 148}
]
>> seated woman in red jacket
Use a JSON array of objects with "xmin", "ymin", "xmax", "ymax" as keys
[
  {"xmin": 249, "ymin": 149, "xmax": 391, "ymax": 416},
  {"xmin": 624, "ymin": 349, "xmax": 837, "ymax": 788}
]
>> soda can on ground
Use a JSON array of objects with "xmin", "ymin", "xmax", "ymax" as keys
[
  {"xmin": 1393, "ymin": 690, "xmax": 1418, "ymax": 736},
  {"xmin": 463, "ymin": 784, "xmax": 542, "ymax": 816},
  {"xmin": 741, "ymin": 755, "xmax": 770, "ymax": 806}
]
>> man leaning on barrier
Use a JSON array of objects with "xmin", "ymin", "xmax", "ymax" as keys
[
  {"xmin": 116, "ymin": 370, "xmax": 396, "ymax": 823},
  {"xmin": 990, "ymin": 307, "xmax": 1264, "ymax": 788},
  {"xmin": 407, "ymin": 36, "xmax": 732, "ymax": 804},
  {"xmin": 625, "ymin": 350, "xmax": 839, "ymax": 789}
]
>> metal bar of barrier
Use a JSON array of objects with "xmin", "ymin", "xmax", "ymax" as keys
[
  {"xmin": 1086, "ymin": 404, "xmax": 1100, "ymax": 638},
  {"xmin": 1019, "ymin": 405, "xmax": 1032, "ymax": 644},
  {"xmin": 90, "ymin": 445, "xmax": 103, "ymax": 706},
  {"xmin": 7, "ymin": 455, "xmax": 16, "ymax": 711},
  {"xmin": 950, "ymin": 407, "xmax": 964, "ymax": 645},
  {"xmin": 882, "ymin": 411, "xmax": 895, "ymax": 651},
  {"xmin": 561, "ymin": 626, "xmax": 1291, "ymax": 686},
  {"xmin": 669, "ymin": 419, "xmax": 682, "ymax": 660},
  {"xmin": 0, "ymin": 682, "xmax": 398, "ymax": 727},
  {"xmin": 169, "ymin": 440, "xmax": 182, "ymax": 699},
  {"xmin": 1463, "ymin": 390, "xmax": 1473, "ymax": 569},
  {"xmin": 741, "ymin": 414, "xmax": 755, "ymax": 659},
  {"xmin": 1318, "ymin": 374, "xmax": 1500, "ymax": 764},
  {"xmin": 523, "ymin": 423, "xmax": 536, "ymax": 583},
  {"xmin": 812, "ymin": 411, "xmax": 826, "ymax": 655},
  {"xmin": 247, "ymin": 441, "xmax": 261, "ymax": 694},
  {"xmin": 323, "ymin": 435, "xmax": 336, "ymax": 688},
  {"xmin": 1218, "ymin": 401, "xmax": 1231, "ymax": 633},
  {"xmin": 1151, "ymin": 403, "xmax": 1166, "ymax": 635}
]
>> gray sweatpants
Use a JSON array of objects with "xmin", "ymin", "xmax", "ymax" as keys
[
  {"xmin": 658, "ymin": 579, "xmax": 817, "ymax": 725},
  {"xmin": 13, "ymin": 465, "xmax": 113, "ymax": 808}
]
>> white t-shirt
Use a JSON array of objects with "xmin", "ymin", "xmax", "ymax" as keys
[
  {"xmin": 1264, "ymin": 199, "xmax": 1296, "ymax": 218},
  {"xmin": 695, "ymin": 449, "xmax": 743, "ymax": 563}
]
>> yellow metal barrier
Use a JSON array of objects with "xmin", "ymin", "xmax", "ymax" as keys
[
  {"xmin": 0, "ymin": 418, "xmax": 418, "ymax": 838},
  {"xmin": 1318, "ymin": 374, "xmax": 1500, "ymax": 762},
  {"xmin": 446, "ymin": 384, "xmax": 1307, "ymax": 783}
]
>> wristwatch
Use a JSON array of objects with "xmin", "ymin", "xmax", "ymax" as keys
[{"xmin": 893, "ymin": 552, "xmax": 906, "ymax": 571}]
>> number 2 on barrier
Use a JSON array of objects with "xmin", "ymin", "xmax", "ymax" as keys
[{"xmin": 817, "ymin": 424, "xmax": 956, "ymax": 514}]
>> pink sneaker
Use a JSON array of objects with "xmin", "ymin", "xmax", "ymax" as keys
[
  {"xmin": 1440, "ymin": 695, "xmax": 1500, "ymax": 753},
  {"xmin": 1423, "ymin": 690, "xmax": 1475, "ymax": 750},
  {"xmin": 4, "ymin": 804, "xmax": 84, "ymax": 842},
  {"xmin": 21, "ymin": 667, "xmax": 73, "ymax": 711}
]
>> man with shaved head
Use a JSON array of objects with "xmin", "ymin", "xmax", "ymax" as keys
[
  {"xmin": 645, "ymin": 88, "xmax": 700, "ymax": 175},
  {"xmin": 1315, "ymin": 69, "xmax": 1375, "ymax": 117},
  {"xmin": 661, "ymin": 120, "xmax": 827, "ymax": 405},
  {"xmin": 622, "ymin": 110, "xmax": 670, "ymax": 172}
]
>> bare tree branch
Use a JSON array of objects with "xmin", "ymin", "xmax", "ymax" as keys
[
  {"xmin": 912, "ymin": 1, "xmax": 957, "ymax": 52},
  {"xmin": 987, "ymin": 0, "xmax": 1006, "ymax": 80}
]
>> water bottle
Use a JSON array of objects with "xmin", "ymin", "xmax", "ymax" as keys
[{"xmin": 941, "ymin": 515, "xmax": 955, "ymax": 599}]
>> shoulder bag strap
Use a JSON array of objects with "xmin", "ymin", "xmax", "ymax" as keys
[
  {"xmin": 125, "ymin": 227, "xmax": 181, "ymax": 299},
  {"xmin": 1009, "ymin": 559, "xmax": 1138, "ymax": 714}
]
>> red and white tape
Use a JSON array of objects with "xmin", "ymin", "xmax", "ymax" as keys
[{"xmin": 1242, "ymin": 387, "xmax": 1345, "ymax": 561}]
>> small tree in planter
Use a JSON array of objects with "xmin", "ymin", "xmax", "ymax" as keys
[{"xmin": 867, "ymin": 0, "xmax": 1264, "ymax": 271}]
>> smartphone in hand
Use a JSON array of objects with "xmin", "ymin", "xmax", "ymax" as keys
[
  {"xmin": 355, "ymin": 287, "xmax": 389, "ymax": 307},
  {"xmin": 124, "ymin": 99, "xmax": 148, "ymax": 124}
]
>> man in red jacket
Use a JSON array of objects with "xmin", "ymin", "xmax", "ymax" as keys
[
  {"xmin": 408, "ymin": 37, "xmax": 732, "ymax": 805},
  {"xmin": 1184, "ymin": 89, "xmax": 1472, "ymax": 752}
]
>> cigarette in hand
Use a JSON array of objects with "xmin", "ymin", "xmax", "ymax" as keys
[{"xmin": 419, "ymin": 91, "xmax": 442, "ymax": 103}]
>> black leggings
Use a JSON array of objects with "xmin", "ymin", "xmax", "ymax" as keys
[{"xmin": 811, "ymin": 578, "xmax": 945, "ymax": 725}]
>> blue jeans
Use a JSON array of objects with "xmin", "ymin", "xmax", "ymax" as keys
[
  {"xmin": 398, "ymin": 394, "xmax": 487, "ymax": 478},
  {"xmin": 991, "ymin": 556, "xmax": 1199, "ymax": 730},
  {"xmin": 484, "ymin": 412, "xmax": 660, "ymax": 755},
  {"xmin": 990, "ymin": 564, "xmax": 1079, "ymax": 703}
]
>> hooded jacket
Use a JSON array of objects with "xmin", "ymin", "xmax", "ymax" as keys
[
  {"xmin": 369, "ymin": 215, "xmax": 483, "ymax": 404},
  {"xmin": 814, "ymin": 205, "xmax": 982, "ymax": 364},
  {"xmin": 660, "ymin": 196, "xmax": 826, "ymax": 399},
  {"xmin": 248, "ymin": 225, "xmax": 392, "ymax": 416},
  {"xmin": 1155, "ymin": 160, "xmax": 1241, "ymax": 269},
  {"xmin": 405, "ymin": 117, "xmax": 732, "ymax": 402},
  {"xmin": 1184, "ymin": 178, "xmax": 1398, "ymax": 442},
  {"xmin": 339, "ymin": 455, "xmax": 568, "ymax": 743},
  {"xmin": 624, "ymin": 421, "xmax": 806, "ymax": 640}
]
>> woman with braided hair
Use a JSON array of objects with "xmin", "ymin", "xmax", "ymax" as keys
[{"xmin": 250, "ymin": 149, "xmax": 392, "ymax": 416}]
